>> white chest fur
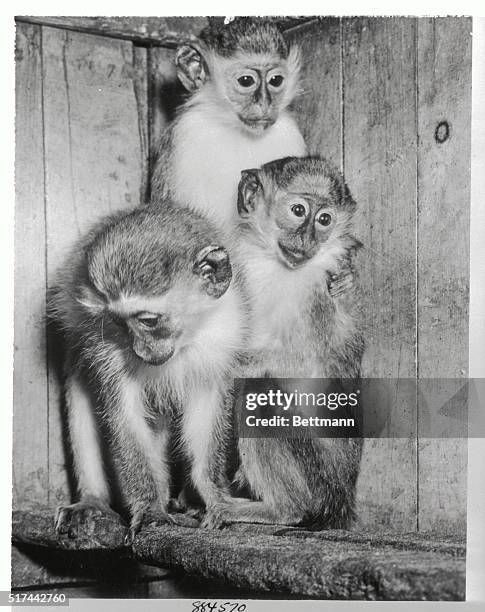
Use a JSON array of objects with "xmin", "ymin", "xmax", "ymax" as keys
[
  {"xmin": 242, "ymin": 253, "xmax": 323, "ymax": 352},
  {"xmin": 170, "ymin": 110, "xmax": 307, "ymax": 226}
]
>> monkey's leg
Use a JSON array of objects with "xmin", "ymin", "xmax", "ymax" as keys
[
  {"xmin": 56, "ymin": 373, "xmax": 119, "ymax": 537},
  {"xmin": 104, "ymin": 378, "xmax": 174, "ymax": 543},
  {"xmin": 182, "ymin": 384, "xmax": 232, "ymax": 511}
]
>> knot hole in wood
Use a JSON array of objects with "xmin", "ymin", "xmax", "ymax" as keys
[{"xmin": 435, "ymin": 120, "xmax": 451, "ymax": 144}]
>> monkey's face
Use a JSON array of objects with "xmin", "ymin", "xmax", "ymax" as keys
[
  {"xmin": 237, "ymin": 157, "xmax": 358, "ymax": 270},
  {"xmin": 176, "ymin": 43, "xmax": 300, "ymax": 135},
  {"xmin": 215, "ymin": 54, "xmax": 293, "ymax": 133},
  {"xmin": 84, "ymin": 240, "xmax": 233, "ymax": 368}
]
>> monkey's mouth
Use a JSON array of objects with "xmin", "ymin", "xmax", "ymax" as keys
[
  {"xmin": 277, "ymin": 242, "xmax": 310, "ymax": 269},
  {"xmin": 240, "ymin": 117, "xmax": 275, "ymax": 131},
  {"xmin": 133, "ymin": 347, "xmax": 175, "ymax": 366}
]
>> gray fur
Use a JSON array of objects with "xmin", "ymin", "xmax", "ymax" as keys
[
  {"xmin": 50, "ymin": 202, "xmax": 245, "ymax": 539},
  {"xmin": 200, "ymin": 18, "xmax": 288, "ymax": 58},
  {"xmin": 205, "ymin": 156, "xmax": 364, "ymax": 530}
]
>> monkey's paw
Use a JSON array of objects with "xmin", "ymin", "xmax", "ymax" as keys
[
  {"xmin": 125, "ymin": 508, "xmax": 176, "ymax": 545},
  {"xmin": 327, "ymin": 267, "xmax": 355, "ymax": 298},
  {"xmin": 55, "ymin": 498, "xmax": 120, "ymax": 539},
  {"xmin": 201, "ymin": 501, "xmax": 240, "ymax": 529}
]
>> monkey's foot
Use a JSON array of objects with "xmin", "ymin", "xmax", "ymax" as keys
[
  {"xmin": 55, "ymin": 498, "xmax": 120, "ymax": 539},
  {"xmin": 202, "ymin": 500, "xmax": 302, "ymax": 529},
  {"xmin": 328, "ymin": 268, "xmax": 355, "ymax": 298},
  {"xmin": 201, "ymin": 498, "xmax": 256, "ymax": 529},
  {"xmin": 126, "ymin": 508, "xmax": 176, "ymax": 544}
]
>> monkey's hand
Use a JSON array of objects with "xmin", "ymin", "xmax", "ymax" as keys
[
  {"xmin": 327, "ymin": 265, "xmax": 355, "ymax": 298},
  {"xmin": 55, "ymin": 497, "xmax": 122, "ymax": 540}
]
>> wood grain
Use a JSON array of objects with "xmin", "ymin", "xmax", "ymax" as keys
[
  {"xmin": 416, "ymin": 17, "xmax": 471, "ymax": 533},
  {"xmin": 16, "ymin": 16, "xmax": 208, "ymax": 48},
  {"xmin": 342, "ymin": 17, "xmax": 418, "ymax": 529},
  {"xmin": 14, "ymin": 22, "xmax": 49, "ymax": 507},
  {"xmin": 286, "ymin": 17, "xmax": 342, "ymax": 167},
  {"xmin": 13, "ymin": 17, "xmax": 472, "ymax": 540},
  {"xmin": 41, "ymin": 27, "xmax": 148, "ymax": 504},
  {"xmin": 12, "ymin": 509, "xmax": 466, "ymax": 601}
]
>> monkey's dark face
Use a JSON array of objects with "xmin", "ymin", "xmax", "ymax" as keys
[
  {"xmin": 237, "ymin": 157, "xmax": 358, "ymax": 270},
  {"xmin": 218, "ymin": 54, "xmax": 291, "ymax": 133},
  {"xmin": 176, "ymin": 44, "xmax": 300, "ymax": 135},
  {"xmin": 270, "ymin": 192, "xmax": 337, "ymax": 269},
  {"xmin": 113, "ymin": 312, "xmax": 180, "ymax": 366}
]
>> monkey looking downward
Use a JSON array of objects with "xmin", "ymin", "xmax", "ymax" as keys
[
  {"xmin": 205, "ymin": 156, "xmax": 364, "ymax": 529},
  {"xmin": 50, "ymin": 205, "xmax": 246, "ymax": 541},
  {"xmin": 151, "ymin": 18, "xmax": 307, "ymax": 227}
]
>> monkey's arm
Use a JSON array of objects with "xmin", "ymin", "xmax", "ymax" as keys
[
  {"xmin": 182, "ymin": 384, "xmax": 233, "ymax": 511},
  {"xmin": 55, "ymin": 368, "xmax": 118, "ymax": 537},
  {"xmin": 101, "ymin": 376, "xmax": 174, "ymax": 542}
]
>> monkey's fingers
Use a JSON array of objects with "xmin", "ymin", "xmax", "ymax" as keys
[
  {"xmin": 201, "ymin": 502, "xmax": 237, "ymax": 529},
  {"xmin": 126, "ymin": 509, "xmax": 178, "ymax": 544},
  {"xmin": 327, "ymin": 270, "xmax": 355, "ymax": 298},
  {"xmin": 55, "ymin": 501, "xmax": 119, "ymax": 539},
  {"xmin": 55, "ymin": 507, "xmax": 71, "ymax": 536},
  {"xmin": 55, "ymin": 505, "xmax": 93, "ymax": 538},
  {"xmin": 169, "ymin": 513, "xmax": 200, "ymax": 528}
]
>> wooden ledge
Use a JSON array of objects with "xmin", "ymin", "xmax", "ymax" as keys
[
  {"xmin": 14, "ymin": 17, "xmax": 316, "ymax": 48},
  {"xmin": 12, "ymin": 508, "xmax": 465, "ymax": 600}
]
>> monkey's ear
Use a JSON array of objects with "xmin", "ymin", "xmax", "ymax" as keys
[
  {"xmin": 176, "ymin": 44, "xmax": 208, "ymax": 92},
  {"xmin": 193, "ymin": 245, "xmax": 232, "ymax": 298},
  {"xmin": 237, "ymin": 170, "xmax": 262, "ymax": 218}
]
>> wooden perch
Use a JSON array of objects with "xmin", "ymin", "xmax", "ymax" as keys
[{"xmin": 12, "ymin": 507, "xmax": 465, "ymax": 600}]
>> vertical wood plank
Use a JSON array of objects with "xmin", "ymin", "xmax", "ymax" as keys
[
  {"xmin": 14, "ymin": 22, "xmax": 49, "ymax": 507},
  {"xmin": 342, "ymin": 17, "xmax": 418, "ymax": 529},
  {"xmin": 417, "ymin": 17, "xmax": 471, "ymax": 533},
  {"xmin": 286, "ymin": 18, "xmax": 342, "ymax": 166},
  {"xmin": 41, "ymin": 27, "xmax": 148, "ymax": 504},
  {"xmin": 133, "ymin": 46, "xmax": 150, "ymax": 203}
]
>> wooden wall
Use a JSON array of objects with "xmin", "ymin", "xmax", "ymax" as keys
[
  {"xmin": 288, "ymin": 16, "xmax": 471, "ymax": 533},
  {"xmin": 14, "ymin": 16, "xmax": 471, "ymax": 549}
]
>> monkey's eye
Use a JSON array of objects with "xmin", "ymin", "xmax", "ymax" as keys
[
  {"xmin": 291, "ymin": 203, "xmax": 307, "ymax": 217},
  {"xmin": 237, "ymin": 75, "xmax": 255, "ymax": 88},
  {"xmin": 136, "ymin": 313, "xmax": 159, "ymax": 329},
  {"xmin": 268, "ymin": 75, "xmax": 284, "ymax": 88},
  {"xmin": 317, "ymin": 212, "xmax": 332, "ymax": 226}
]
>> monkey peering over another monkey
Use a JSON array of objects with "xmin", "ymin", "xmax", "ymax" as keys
[{"xmin": 50, "ymin": 155, "xmax": 363, "ymax": 538}]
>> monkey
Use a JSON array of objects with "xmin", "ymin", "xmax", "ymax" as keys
[
  {"xmin": 151, "ymin": 16, "xmax": 354, "ymax": 299},
  {"xmin": 151, "ymin": 17, "xmax": 307, "ymax": 227},
  {"xmin": 202, "ymin": 156, "xmax": 364, "ymax": 529},
  {"xmin": 49, "ymin": 204, "xmax": 247, "ymax": 542}
]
